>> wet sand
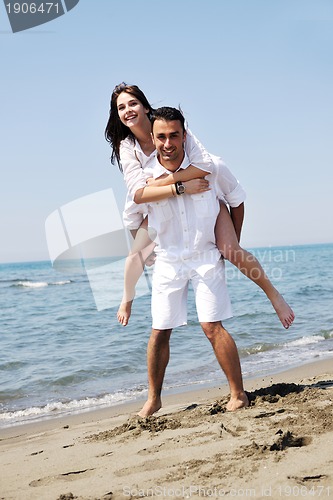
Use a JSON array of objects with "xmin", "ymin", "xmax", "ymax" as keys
[{"xmin": 1, "ymin": 358, "xmax": 332, "ymax": 499}]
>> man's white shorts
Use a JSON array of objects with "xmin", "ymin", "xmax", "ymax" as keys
[{"xmin": 151, "ymin": 259, "xmax": 232, "ymax": 330}]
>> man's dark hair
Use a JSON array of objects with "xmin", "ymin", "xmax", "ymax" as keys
[{"xmin": 151, "ymin": 106, "xmax": 186, "ymax": 133}]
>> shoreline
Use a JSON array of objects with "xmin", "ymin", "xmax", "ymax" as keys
[
  {"xmin": 1, "ymin": 356, "xmax": 332, "ymax": 499},
  {"xmin": 1, "ymin": 356, "xmax": 332, "ymax": 438}
]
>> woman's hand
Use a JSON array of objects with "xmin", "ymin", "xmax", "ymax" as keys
[
  {"xmin": 183, "ymin": 178, "xmax": 210, "ymax": 195},
  {"xmin": 146, "ymin": 174, "xmax": 169, "ymax": 187}
]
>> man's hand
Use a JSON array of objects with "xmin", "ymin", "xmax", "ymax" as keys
[
  {"xmin": 183, "ymin": 178, "xmax": 210, "ymax": 195},
  {"xmin": 144, "ymin": 251, "xmax": 156, "ymax": 267}
]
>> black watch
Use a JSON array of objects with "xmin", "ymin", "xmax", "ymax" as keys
[{"xmin": 175, "ymin": 181, "xmax": 186, "ymax": 195}]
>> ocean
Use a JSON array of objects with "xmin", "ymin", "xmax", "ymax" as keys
[{"xmin": 1, "ymin": 243, "xmax": 332, "ymax": 428}]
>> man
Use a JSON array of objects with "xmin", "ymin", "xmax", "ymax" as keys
[{"xmin": 138, "ymin": 106, "xmax": 249, "ymax": 417}]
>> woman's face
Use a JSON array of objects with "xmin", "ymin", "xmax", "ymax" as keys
[{"xmin": 117, "ymin": 91, "xmax": 149, "ymax": 129}]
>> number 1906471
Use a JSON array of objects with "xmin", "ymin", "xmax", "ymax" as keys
[{"xmin": 6, "ymin": 3, "xmax": 60, "ymax": 14}]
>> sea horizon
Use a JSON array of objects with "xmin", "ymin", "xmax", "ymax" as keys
[{"xmin": 1, "ymin": 240, "xmax": 333, "ymax": 266}]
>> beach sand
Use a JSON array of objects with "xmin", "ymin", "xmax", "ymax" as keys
[{"xmin": 1, "ymin": 358, "xmax": 332, "ymax": 500}]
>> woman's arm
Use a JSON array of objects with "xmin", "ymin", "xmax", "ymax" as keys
[
  {"xmin": 185, "ymin": 128, "xmax": 213, "ymax": 173},
  {"xmin": 134, "ymin": 184, "xmax": 176, "ymax": 203},
  {"xmin": 134, "ymin": 177, "xmax": 210, "ymax": 204},
  {"xmin": 120, "ymin": 138, "xmax": 148, "ymax": 198},
  {"xmin": 146, "ymin": 165, "xmax": 208, "ymax": 187}
]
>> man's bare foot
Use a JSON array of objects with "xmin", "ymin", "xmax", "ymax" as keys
[
  {"xmin": 117, "ymin": 301, "xmax": 133, "ymax": 326},
  {"xmin": 226, "ymin": 391, "xmax": 249, "ymax": 411},
  {"xmin": 271, "ymin": 292, "xmax": 295, "ymax": 329},
  {"xmin": 137, "ymin": 399, "xmax": 161, "ymax": 418}
]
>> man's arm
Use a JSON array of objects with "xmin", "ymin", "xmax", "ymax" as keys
[
  {"xmin": 211, "ymin": 157, "xmax": 246, "ymax": 241},
  {"xmin": 229, "ymin": 203, "xmax": 244, "ymax": 242}
]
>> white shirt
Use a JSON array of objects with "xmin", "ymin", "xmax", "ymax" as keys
[{"xmin": 148, "ymin": 154, "xmax": 223, "ymax": 279}]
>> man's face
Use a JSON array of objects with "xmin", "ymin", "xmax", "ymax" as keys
[{"xmin": 152, "ymin": 119, "xmax": 186, "ymax": 168}]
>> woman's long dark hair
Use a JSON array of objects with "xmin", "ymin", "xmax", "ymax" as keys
[{"xmin": 105, "ymin": 83, "xmax": 154, "ymax": 170}]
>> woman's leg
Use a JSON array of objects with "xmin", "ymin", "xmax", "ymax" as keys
[
  {"xmin": 215, "ymin": 203, "xmax": 295, "ymax": 329},
  {"xmin": 118, "ymin": 216, "xmax": 155, "ymax": 326}
]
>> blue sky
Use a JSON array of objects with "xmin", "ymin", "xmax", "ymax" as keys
[{"xmin": 1, "ymin": 0, "xmax": 332, "ymax": 263}]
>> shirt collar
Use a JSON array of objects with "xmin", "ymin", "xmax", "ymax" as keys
[
  {"xmin": 133, "ymin": 139, "xmax": 143, "ymax": 153},
  {"xmin": 134, "ymin": 139, "xmax": 157, "ymax": 159},
  {"xmin": 153, "ymin": 152, "xmax": 191, "ymax": 179}
]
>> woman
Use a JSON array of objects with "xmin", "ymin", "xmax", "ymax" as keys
[{"xmin": 105, "ymin": 83, "xmax": 295, "ymax": 329}]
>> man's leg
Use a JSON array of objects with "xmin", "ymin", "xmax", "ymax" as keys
[
  {"xmin": 138, "ymin": 328, "xmax": 172, "ymax": 417},
  {"xmin": 201, "ymin": 321, "xmax": 248, "ymax": 411}
]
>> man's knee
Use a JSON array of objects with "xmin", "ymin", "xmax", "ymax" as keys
[
  {"xmin": 151, "ymin": 328, "xmax": 172, "ymax": 343},
  {"xmin": 200, "ymin": 322, "xmax": 224, "ymax": 341}
]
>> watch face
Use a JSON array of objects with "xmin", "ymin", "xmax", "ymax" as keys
[{"xmin": 178, "ymin": 183, "xmax": 185, "ymax": 194}]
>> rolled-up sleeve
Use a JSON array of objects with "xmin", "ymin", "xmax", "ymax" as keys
[
  {"xmin": 212, "ymin": 156, "xmax": 246, "ymax": 207},
  {"xmin": 120, "ymin": 138, "xmax": 147, "ymax": 198}
]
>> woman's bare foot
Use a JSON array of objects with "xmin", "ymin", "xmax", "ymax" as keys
[
  {"xmin": 137, "ymin": 399, "xmax": 162, "ymax": 418},
  {"xmin": 226, "ymin": 391, "xmax": 249, "ymax": 411},
  {"xmin": 117, "ymin": 301, "xmax": 133, "ymax": 326},
  {"xmin": 271, "ymin": 292, "xmax": 295, "ymax": 329}
]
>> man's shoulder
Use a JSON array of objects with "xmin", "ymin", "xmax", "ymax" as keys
[{"xmin": 209, "ymin": 154, "xmax": 227, "ymax": 169}]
